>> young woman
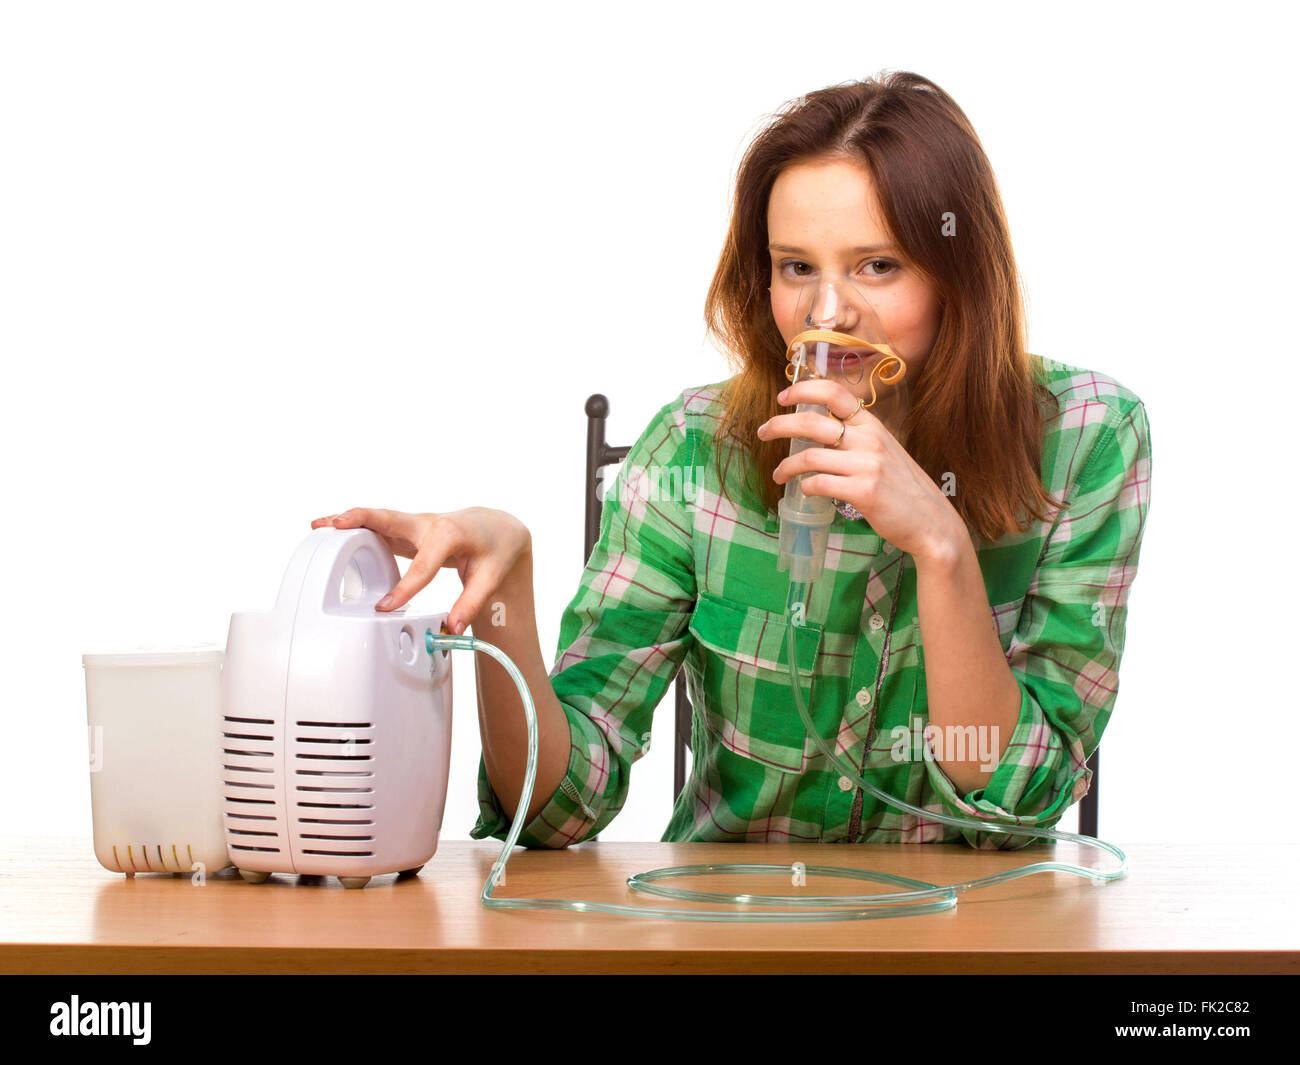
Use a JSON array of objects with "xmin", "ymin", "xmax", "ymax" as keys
[{"xmin": 311, "ymin": 71, "xmax": 1151, "ymax": 850}]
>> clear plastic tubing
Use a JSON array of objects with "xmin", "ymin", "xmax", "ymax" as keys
[{"xmin": 425, "ymin": 594, "xmax": 1126, "ymax": 921}]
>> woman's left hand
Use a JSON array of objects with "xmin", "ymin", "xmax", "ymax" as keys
[{"xmin": 757, "ymin": 377, "xmax": 964, "ymax": 564}]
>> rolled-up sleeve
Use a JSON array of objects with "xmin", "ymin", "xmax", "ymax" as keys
[
  {"xmin": 924, "ymin": 400, "xmax": 1153, "ymax": 849},
  {"xmin": 470, "ymin": 395, "xmax": 699, "ymax": 848}
]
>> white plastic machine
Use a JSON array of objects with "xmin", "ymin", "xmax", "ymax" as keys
[{"xmin": 222, "ymin": 527, "xmax": 453, "ymax": 888}]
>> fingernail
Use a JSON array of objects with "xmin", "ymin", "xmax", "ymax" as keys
[
  {"xmin": 451, "ymin": 618, "xmax": 465, "ymax": 635},
  {"xmin": 757, "ymin": 420, "xmax": 769, "ymax": 435},
  {"xmin": 335, "ymin": 512, "xmax": 350, "ymax": 522},
  {"xmin": 377, "ymin": 594, "xmax": 393, "ymax": 610},
  {"xmin": 777, "ymin": 388, "xmax": 789, "ymax": 401}
]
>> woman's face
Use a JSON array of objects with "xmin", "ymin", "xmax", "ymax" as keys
[{"xmin": 766, "ymin": 155, "xmax": 942, "ymax": 404}]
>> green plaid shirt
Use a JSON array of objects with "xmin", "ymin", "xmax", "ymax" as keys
[{"xmin": 471, "ymin": 356, "xmax": 1152, "ymax": 850}]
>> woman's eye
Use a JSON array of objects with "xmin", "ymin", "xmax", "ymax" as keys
[{"xmin": 777, "ymin": 259, "xmax": 897, "ymax": 279}]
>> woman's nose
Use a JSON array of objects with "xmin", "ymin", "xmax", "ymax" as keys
[{"xmin": 806, "ymin": 281, "xmax": 857, "ymax": 332}]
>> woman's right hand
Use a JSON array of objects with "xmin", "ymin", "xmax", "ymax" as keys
[{"xmin": 308, "ymin": 507, "xmax": 531, "ymax": 633}]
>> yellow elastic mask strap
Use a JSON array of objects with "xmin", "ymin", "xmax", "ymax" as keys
[{"xmin": 784, "ymin": 328, "xmax": 907, "ymax": 410}]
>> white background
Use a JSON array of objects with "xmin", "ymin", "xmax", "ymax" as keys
[{"xmin": 3, "ymin": 0, "xmax": 1295, "ymax": 850}]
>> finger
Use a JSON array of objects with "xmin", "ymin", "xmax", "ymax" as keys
[
  {"xmin": 444, "ymin": 564, "xmax": 508, "ymax": 635},
  {"xmin": 330, "ymin": 508, "xmax": 373, "ymax": 528},
  {"xmin": 373, "ymin": 520, "xmax": 462, "ymax": 613},
  {"xmin": 760, "ymin": 411, "xmax": 845, "ymax": 446},
  {"xmin": 331, "ymin": 506, "xmax": 421, "ymax": 543},
  {"xmin": 376, "ymin": 556, "xmax": 440, "ymax": 613},
  {"xmin": 794, "ymin": 471, "xmax": 861, "ymax": 500},
  {"xmin": 774, "ymin": 446, "xmax": 861, "ymax": 484},
  {"xmin": 778, "ymin": 377, "xmax": 851, "ymax": 408},
  {"xmin": 790, "ymin": 473, "xmax": 842, "ymax": 496},
  {"xmin": 780, "ymin": 378, "xmax": 876, "ymax": 423},
  {"xmin": 313, "ymin": 508, "xmax": 419, "ymax": 562}
]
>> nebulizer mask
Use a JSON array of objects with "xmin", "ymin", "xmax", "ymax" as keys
[
  {"xmin": 422, "ymin": 274, "xmax": 1126, "ymax": 921},
  {"xmin": 777, "ymin": 274, "xmax": 910, "ymax": 582}
]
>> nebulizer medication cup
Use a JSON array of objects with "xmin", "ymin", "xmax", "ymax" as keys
[{"xmin": 420, "ymin": 271, "xmax": 1126, "ymax": 919}]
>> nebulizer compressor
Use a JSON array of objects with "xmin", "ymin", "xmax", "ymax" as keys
[{"xmin": 425, "ymin": 273, "xmax": 1127, "ymax": 921}]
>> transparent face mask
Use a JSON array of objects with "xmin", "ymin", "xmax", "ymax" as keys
[{"xmin": 777, "ymin": 274, "xmax": 910, "ymax": 441}]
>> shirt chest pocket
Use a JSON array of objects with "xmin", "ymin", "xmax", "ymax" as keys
[{"xmin": 686, "ymin": 590, "xmax": 825, "ymax": 775}]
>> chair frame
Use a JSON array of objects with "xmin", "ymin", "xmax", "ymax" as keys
[{"xmin": 583, "ymin": 393, "xmax": 1099, "ymax": 836}]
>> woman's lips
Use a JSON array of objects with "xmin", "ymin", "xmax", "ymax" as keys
[{"xmin": 825, "ymin": 350, "xmax": 865, "ymax": 372}]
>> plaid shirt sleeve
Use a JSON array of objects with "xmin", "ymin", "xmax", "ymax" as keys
[
  {"xmin": 469, "ymin": 393, "xmax": 698, "ymax": 848},
  {"xmin": 923, "ymin": 398, "xmax": 1153, "ymax": 849}
]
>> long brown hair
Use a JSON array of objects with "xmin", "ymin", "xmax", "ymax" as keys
[{"xmin": 704, "ymin": 71, "xmax": 1063, "ymax": 545}]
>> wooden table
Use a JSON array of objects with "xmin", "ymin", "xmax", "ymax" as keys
[{"xmin": 3, "ymin": 835, "xmax": 1296, "ymax": 974}]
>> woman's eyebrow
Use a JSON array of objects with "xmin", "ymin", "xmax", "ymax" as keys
[{"xmin": 768, "ymin": 242, "xmax": 897, "ymax": 254}]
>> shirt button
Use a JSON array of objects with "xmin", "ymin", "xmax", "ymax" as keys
[
  {"xmin": 881, "ymin": 540, "xmax": 893, "ymax": 553},
  {"xmin": 855, "ymin": 687, "xmax": 872, "ymax": 707},
  {"xmin": 868, "ymin": 613, "xmax": 885, "ymax": 631},
  {"xmin": 837, "ymin": 776, "xmax": 854, "ymax": 792}
]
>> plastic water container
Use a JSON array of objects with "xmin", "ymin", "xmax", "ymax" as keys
[{"xmin": 82, "ymin": 646, "xmax": 230, "ymax": 878}]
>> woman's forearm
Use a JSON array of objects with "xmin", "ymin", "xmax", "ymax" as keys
[
  {"xmin": 912, "ymin": 527, "xmax": 1022, "ymax": 796},
  {"xmin": 468, "ymin": 547, "xmax": 572, "ymax": 827}
]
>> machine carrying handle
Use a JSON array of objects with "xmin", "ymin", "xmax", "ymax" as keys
[
  {"xmin": 273, "ymin": 528, "xmax": 402, "ymax": 617},
  {"xmin": 316, "ymin": 528, "xmax": 401, "ymax": 614}
]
